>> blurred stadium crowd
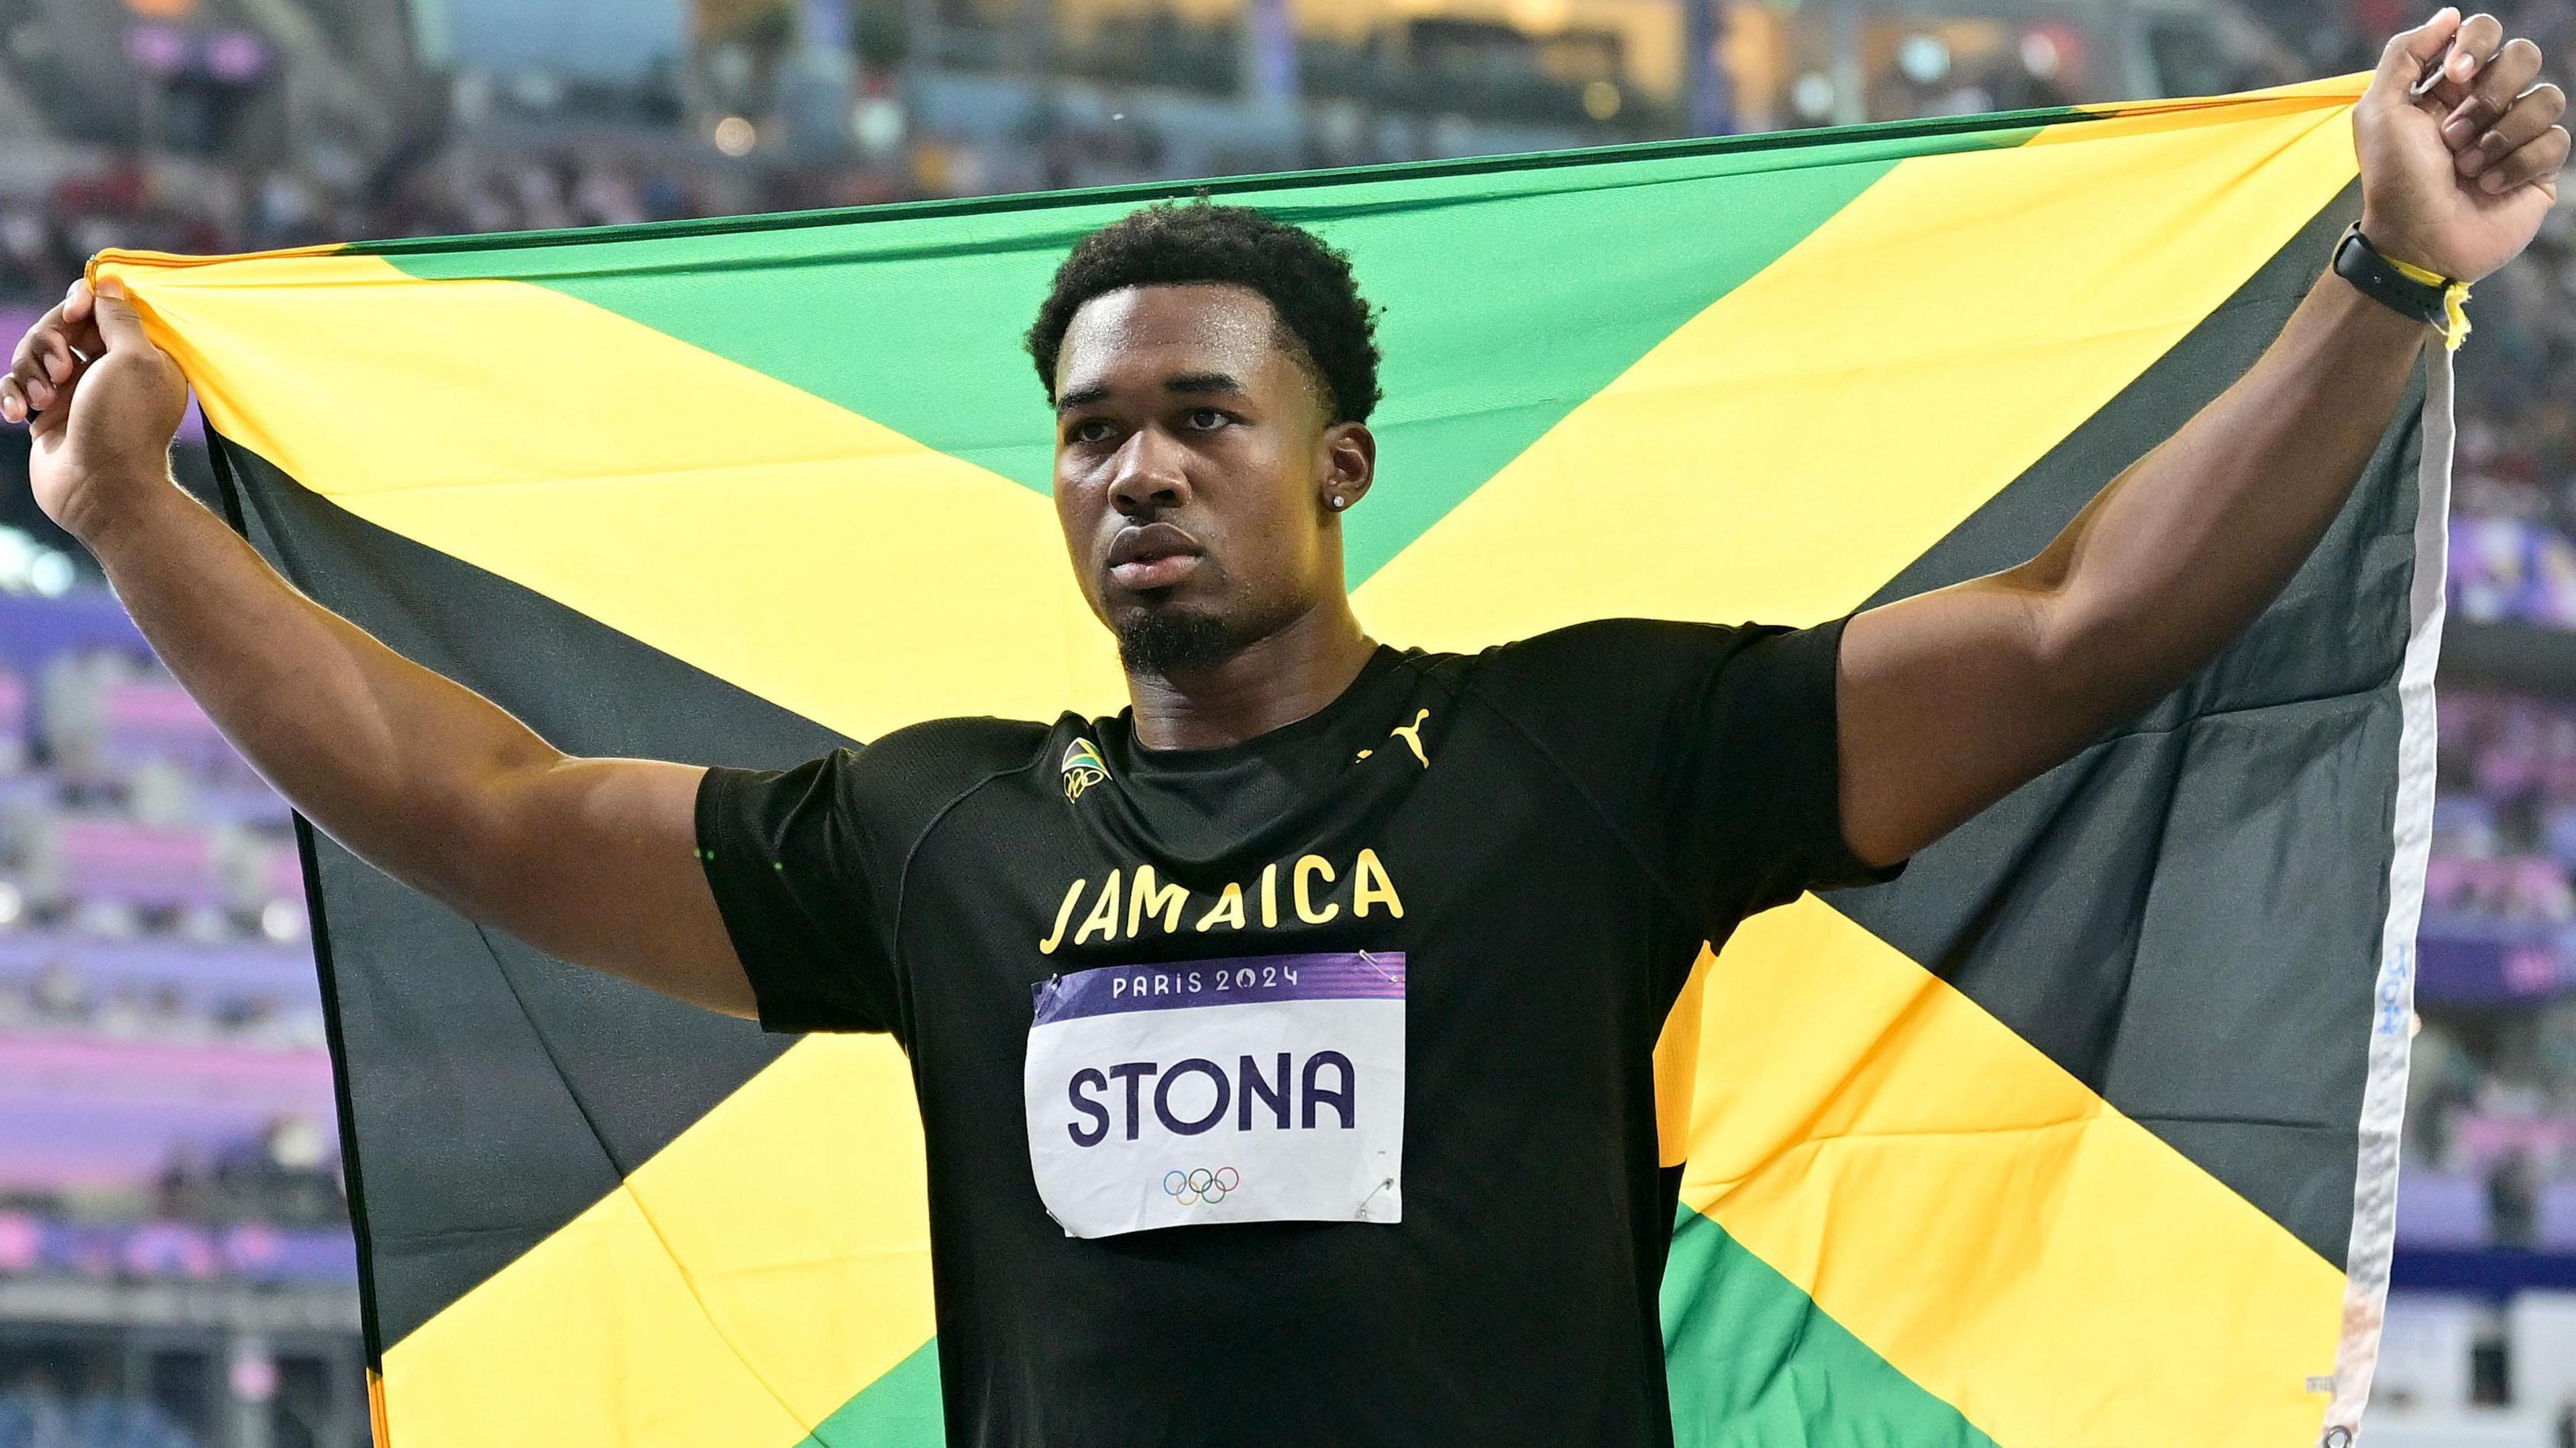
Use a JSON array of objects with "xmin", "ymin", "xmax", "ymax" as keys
[
  {"xmin": 0, "ymin": 594, "xmax": 351, "ymax": 1448},
  {"xmin": 2413, "ymin": 207, "xmax": 2576, "ymax": 1275},
  {"xmin": 0, "ymin": 0, "xmax": 2572, "ymax": 1442}
]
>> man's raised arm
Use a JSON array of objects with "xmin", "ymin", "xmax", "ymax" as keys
[
  {"xmin": 0, "ymin": 279, "xmax": 755, "ymax": 1016},
  {"xmin": 1838, "ymin": 8, "xmax": 2567, "ymax": 869}
]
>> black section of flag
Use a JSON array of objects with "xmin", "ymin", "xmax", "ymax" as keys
[
  {"xmin": 217, "ymin": 439, "xmax": 851, "ymax": 1345},
  {"xmin": 1827, "ymin": 186, "xmax": 2413, "ymax": 1265}
]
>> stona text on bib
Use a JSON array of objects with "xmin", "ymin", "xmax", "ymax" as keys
[{"xmin": 1022, "ymin": 951, "xmax": 1406, "ymax": 1237}]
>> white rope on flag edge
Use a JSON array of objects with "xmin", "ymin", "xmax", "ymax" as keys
[{"xmin": 2324, "ymin": 337, "xmax": 2452, "ymax": 1447}]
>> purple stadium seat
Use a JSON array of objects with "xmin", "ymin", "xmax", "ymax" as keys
[
  {"xmin": 2395, "ymin": 1170, "xmax": 2493, "ymax": 1248},
  {"xmin": 2541, "ymin": 1181, "xmax": 2576, "ymax": 1250},
  {"xmin": 0, "ymin": 1211, "xmax": 356, "ymax": 1286},
  {"xmin": 0, "ymin": 1034, "xmax": 336, "ymax": 1192},
  {"xmin": 0, "ymin": 934, "xmax": 311, "ymax": 997}
]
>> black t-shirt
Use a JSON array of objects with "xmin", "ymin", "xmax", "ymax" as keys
[{"xmin": 696, "ymin": 616, "xmax": 1888, "ymax": 1448}]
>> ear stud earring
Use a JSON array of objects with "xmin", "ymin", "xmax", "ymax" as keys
[{"xmin": 1328, "ymin": 495, "xmax": 1348, "ymax": 510}]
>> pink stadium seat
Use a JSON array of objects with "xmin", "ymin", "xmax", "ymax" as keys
[
  {"xmin": 97, "ymin": 678, "xmax": 235, "ymax": 775},
  {"xmin": 40, "ymin": 817, "xmax": 227, "ymax": 911}
]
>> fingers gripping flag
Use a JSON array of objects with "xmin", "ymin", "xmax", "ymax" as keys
[{"xmin": 97, "ymin": 76, "xmax": 2442, "ymax": 1448}]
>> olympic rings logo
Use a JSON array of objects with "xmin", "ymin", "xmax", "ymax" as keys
[{"xmin": 1161, "ymin": 1166, "xmax": 1240, "ymax": 1206}]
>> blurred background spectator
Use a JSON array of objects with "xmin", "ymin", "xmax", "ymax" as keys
[{"xmin": 0, "ymin": 0, "xmax": 2567, "ymax": 1444}]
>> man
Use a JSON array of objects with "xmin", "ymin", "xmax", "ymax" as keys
[{"xmin": 0, "ymin": 13, "xmax": 2562, "ymax": 1443}]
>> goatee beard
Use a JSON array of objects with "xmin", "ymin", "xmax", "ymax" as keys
[{"xmin": 1116, "ymin": 609, "xmax": 1252, "ymax": 677}]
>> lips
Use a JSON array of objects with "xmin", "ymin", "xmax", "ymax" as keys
[{"xmin": 1106, "ymin": 522, "xmax": 1204, "ymax": 592}]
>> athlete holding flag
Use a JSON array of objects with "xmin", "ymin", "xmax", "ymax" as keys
[{"xmin": 0, "ymin": 16, "xmax": 2563, "ymax": 1443}]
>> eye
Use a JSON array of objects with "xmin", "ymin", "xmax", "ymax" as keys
[
  {"xmin": 1068, "ymin": 418, "xmax": 1118, "ymax": 445},
  {"xmin": 1183, "ymin": 407, "xmax": 1231, "ymax": 431}
]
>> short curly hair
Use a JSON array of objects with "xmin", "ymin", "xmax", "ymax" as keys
[{"xmin": 1026, "ymin": 201, "xmax": 1383, "ymax": 425}]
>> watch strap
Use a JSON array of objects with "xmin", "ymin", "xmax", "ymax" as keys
[{"xmin": 2332, "ymin": 223, "xmax": 2471, "ymax": 350}]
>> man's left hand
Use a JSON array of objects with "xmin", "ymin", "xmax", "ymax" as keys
[{"xmin": 2357, "ymin": 7, "xmax": 2567, "ymax": 283}]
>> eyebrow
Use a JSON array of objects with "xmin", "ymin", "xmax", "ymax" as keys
[{"xmin": 1054, "ymin": 370, "xmax": 1248, "ymax": 415}]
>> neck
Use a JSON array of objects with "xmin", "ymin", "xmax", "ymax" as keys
[{"xmin": 1125, "ymin": 598, "xmax": 1377, "ymax": 750}]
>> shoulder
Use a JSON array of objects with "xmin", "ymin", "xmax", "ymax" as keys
[
  {"xmin": 1426, "ymin": 619, "xmax": 1841, "ymax": 782},
  {"xmin": 843, "ymin": 716, "xmax": 1057, "ymax": 816},
  {"xmin": 1458, "ymin": 618, "xmax": 1786, "ymax": 703},
  {"xmin": 1493, "ymin": 616, "xmax": 1760, "ymax": 661},
  {"xmin": 710, "ymin": 716, "xmax": 1053, "ymax": 845},
  {"xmin": 861, "ymin": 714, "xmax": 1057, "ymax": 773}
]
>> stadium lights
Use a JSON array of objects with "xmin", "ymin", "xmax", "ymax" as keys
[{"xmin": 0, "ymin": 527, "xmax": 76, "ymax": 597}]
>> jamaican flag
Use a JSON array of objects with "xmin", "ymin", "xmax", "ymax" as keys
[{"xmin": 95, "ymin": 74, "xmax": 2441, "ymax": 1448}]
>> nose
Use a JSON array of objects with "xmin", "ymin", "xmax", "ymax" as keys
[{"xmin": 1106, "ymin": 428, "xmax": 1189, "ymax": 518}]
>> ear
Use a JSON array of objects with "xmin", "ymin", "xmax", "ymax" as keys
[{"xmin": 1319, "ymin": 421, "xmax": 1377, "ymax": 514}]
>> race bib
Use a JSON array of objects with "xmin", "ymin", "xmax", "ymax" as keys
[{"xmin": 1024, "ymin": 951, "xmax": 1405, "ymax": 1238}]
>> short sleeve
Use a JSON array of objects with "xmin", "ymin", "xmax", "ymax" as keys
[
  {"xmin": 696, "ymin": 753, "xmax": 901, "ymax": 1036},
  {"xmin": 1680, "ymin": 617, "xmax": 1900, "ymax": 904},
  {"xmin": 1474, "ymin": 614, "xmax": 1900, "ymax": 938}
]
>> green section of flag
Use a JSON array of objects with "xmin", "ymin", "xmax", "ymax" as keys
[
  {"xmin": 805, "ymin": 1339, "xmax": 945, "ymax": 1448},
  {"xmin": 790, "ymin": 1208, "xmax": 1988, "ymax": 1448},
  {"xmin": 367, "ymin": 121, "xmax": 2045, "ymax": 583},
  {"xmin": 1663, "ymin": 1207, "xmax": 1998, "ymax": 1447}
]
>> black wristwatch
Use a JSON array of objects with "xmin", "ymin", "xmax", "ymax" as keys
[{"xmin": 2331, "ymin": 223, "xmax": 2455, "ymax": 331}]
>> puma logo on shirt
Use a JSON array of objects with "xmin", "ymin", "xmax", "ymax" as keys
[{"xmin": 1356, "ymin": 708, "xmax": 1431, "ymax": 767}]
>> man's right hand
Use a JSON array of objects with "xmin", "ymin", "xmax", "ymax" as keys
[
  {"xmin": 0, "ymin": 278, "xmax": 191, "ymax": 543},
  {"xmin": 0, "ymin": 274, "xmax": 757, "ymax": 1019}
]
